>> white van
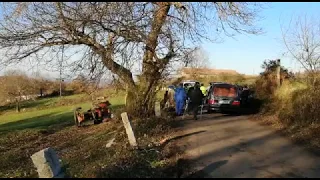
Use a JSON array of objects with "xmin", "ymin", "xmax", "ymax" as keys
[{"xmin": 182, "ymin": 80, "xmax": 200, "ymax": 88}]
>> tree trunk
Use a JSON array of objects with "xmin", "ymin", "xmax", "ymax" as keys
[
  {"xmin": 98, "ymin": 3, "xmax": 171, "ymax": 119},
  {"xmin": 40, "ymin": 88, "xmax": 43, "ymax": 97},
  {"xmin": 16, "ymin": 99, "xmax": 21, "ymax": 112},
  {"xmin": 125, "ymin": 89, "xmax": 157, "ymax": 118},
  {"xmin": 276, "ymin": 59, "xmax": 281, "ymax": 87},
  {"xmin": 125, "ymin": 76, "xmax": 159, "ymax": 118},
  {"xmin": 127, "ymin": 2, "xmax": 171, "ymax": 118}
]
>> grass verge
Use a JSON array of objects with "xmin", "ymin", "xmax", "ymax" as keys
[
  {"xmin": 0, "ymin": 116, "xmax": 186, "ymax": 178},
  {"xmin": 250, "ymin": 114, "xmax": 320, "ymax": 156},
  {"xmin": 251, "ymin": 80, "xmax": 320, "ymax": 156}
]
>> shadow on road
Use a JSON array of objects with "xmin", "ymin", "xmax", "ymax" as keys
[
  {"xmin": 179, "ymin": 113, "xmax": 241, "ymax": 123},
  {"xmin": 186, "ymin": 160, "xmax": 228, "ymax": 178},
  {"xmin": 160, "ymin": 130, "xmax": 207, "ymax": 148},
  {"xmin": 179, "ymin": 118, "xmax": 315, "ymax": 178}
]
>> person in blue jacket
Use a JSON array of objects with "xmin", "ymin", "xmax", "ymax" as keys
[{"xmin": 174, "ymin": 83, "xmax": 187, "ymax": 116}]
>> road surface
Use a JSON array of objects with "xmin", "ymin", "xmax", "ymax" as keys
[{"xmin": 175, "ymin": 113, "xmax": 320, "ymax": 178}]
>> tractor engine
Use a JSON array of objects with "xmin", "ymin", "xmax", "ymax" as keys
[{"xmin": 73, "ymin": 99, "xmax": 113, "ymax": 127}]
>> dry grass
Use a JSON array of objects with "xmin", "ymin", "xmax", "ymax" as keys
[
  {"xmin": 0, "ymin": 115, "xmax": 186, "ymax": 178},
  {"xmin": 252, "ymin": 77, "xmax": 320, "ymax": 154},
  {"xmin": 266, "ymin": 81, "xmax": 320, "ymax": 126},
  {"xmin": 169, "ymin": 74, "xmax": 257, "ymax": 87}
]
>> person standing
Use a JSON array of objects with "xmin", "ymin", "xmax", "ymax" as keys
[
  {"xmin": 186, "ymin": 85, "xmax": 195, "ymax": 114},
  {"xmin": 161, "ymin": 90, "xmax": 169, "ymax": 109},
  {"xmin": 189, "ymin": 82, "xmax": 204, "ymax": 120},
  {"xmin": 174, "ymin": 83, "xmax": 187, "ymax": 116},
  {"xmin": 187, "ymin": 85, "xmax": 194, "ymax": 98},
  {"xmin": 183, "ymin": 84, "xmax": 189, "ymax": 93},
  {"xmin": 200, "ymin": 83, "xmax": 207, "ymax": 96},
  {"xmin": 241, "ymin": 85, "xmax": 250, "ymax": 106}
]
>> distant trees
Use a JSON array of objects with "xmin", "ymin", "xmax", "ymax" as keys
[
  {"xmin": 0, "ymin": 70, "xmax": 39, "ymax": 111},
  {"xmin": 67, "ymin": 74, "xmax": 88, "ymax": 94},
  {"xmin": 255, "ymin": 59, "xmax": 294, "ymax": 99},
  {"xmin": 0, "ymin": 70, "xmax": 108, "ymax": 111},
  {"xmin": 260, "ymin": 59, "xmax": 294, "ymax": 80},
  {"xmin": 0, "ymin": 70, "xmax": 86, "ymax": 111},
  {"xmin": 182, "ymin": 47, "xmax": 210, "ymax": 69},
  {"xmin": 67, "ymin": 74, "xmax": 102, "ymax": 96},
  {"xmin": 179, "ymin": 47, "xmax": 211, "ymax": 78}
]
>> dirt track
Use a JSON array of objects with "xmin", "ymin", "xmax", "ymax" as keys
[{"xmin": 175, "ymin": 113, "xmax": 320, "ymax": 178}]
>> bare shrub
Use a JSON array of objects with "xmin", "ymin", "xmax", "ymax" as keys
[{"xmin": 280, "ymin": 85, "xmax": 320, "ymax": 126}]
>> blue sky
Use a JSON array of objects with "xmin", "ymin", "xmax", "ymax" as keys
[
  {"xmin": 1, "ymin": 2, "xmax": 320, "ymax": 77},
  {"xmin": 203, "ymin": 2, "xmax": 320, "ymax": 75}
]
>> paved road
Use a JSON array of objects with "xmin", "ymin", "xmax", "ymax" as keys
[{"xmin": 175, "ymin": 113, "xmax": 320, "ymax": 178}]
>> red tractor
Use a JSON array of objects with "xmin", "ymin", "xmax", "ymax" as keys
[{"xmin": 74, "ymin": 99, "xmax": 113, "ymax": 127}]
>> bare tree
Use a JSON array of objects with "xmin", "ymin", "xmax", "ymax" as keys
[
  {"xmin": 0, "ymin": 2, "xmax": 265, "ymax": 117},
  {"xmin": 281, "ymin": 14, "xmax": 320, "ymax": 83},
  {"xmin": 0, "ymin": 70, "xmax": 37, "ymax": 112},
  {"xmin": 176, "ymin": 46, "xmax": 211, "ymax": 78},
  {"xmin": 182, "ymin": 46, "xmax": 210, "ymax": 68}
]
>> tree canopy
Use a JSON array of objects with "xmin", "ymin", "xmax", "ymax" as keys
[{"xmin": 0, "ymin": 2, "xmax": 266, "ymax": 117}]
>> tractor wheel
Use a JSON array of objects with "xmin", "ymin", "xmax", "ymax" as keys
[
  {"xmin": 93, "ymin": 120, "xmax": 100, "ymax": 124},
  {"xmin": 91, "ymin": 111, "xmax": 96, "ymax": 120},
  {"xmin": 91, "ymin": 111, "xmax": 99, "ymax": 125}
]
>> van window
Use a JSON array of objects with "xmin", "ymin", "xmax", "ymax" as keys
[
  {"xmin": 212, "ymin": 84, "xmax": 237, "ymax": 97},
  {"xmin": 184, "ymin": 82, "xmax": 195, "ymax": 87}
]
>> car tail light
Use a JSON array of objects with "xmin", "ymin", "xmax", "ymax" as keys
[
  {"xmin": 232, "ymin": 100, "xmax": 240, "ymax": 106},
  {"xmin": 209, "ymin": 99, "xmax": 219, "ymax": 104},
  {"xmin": 208, "ymin": 99, "xmax": 214, "ymax": 104}
]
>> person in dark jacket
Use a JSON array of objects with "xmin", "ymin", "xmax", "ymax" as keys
[
  {"xmin": 183, "ymin": 84, "xmax": 189, "ymax": 93},
  {"xmin": 189, "ymin": 82, "xmax": 204, "ymax": 120},
  {"xmin": 187, "ymin": 86, "xmax": 194, "ymax": 98},
  {"xmin": 186, "ymin": 86, "xmax": 195, "ymax": 114},
  {"xmin": 241, "ymin": 85, "xmax": 250, "ymax": 106},
  {"xmin": 160, "ymin": 90, "xmax": 169, "ymax": 109},
  {"xmin": 174, "ymin": 83, "xmax": 187, "ymax": 116}
]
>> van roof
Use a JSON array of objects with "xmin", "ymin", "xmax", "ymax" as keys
[
  {"xmin": 183, "ymin": 80, "xmax": 198, "ymax": 83},
  {"xmin": 210, "ymin": 81, "xmax": 225, "ymax": 84},
  {"xmin": 212, "ymin": 83, "xmax": 235, "ymax": 87}
]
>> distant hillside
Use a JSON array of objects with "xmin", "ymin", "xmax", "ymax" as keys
[{"xmin": 179, "ymin": 67, "xmax": 239, "ymax": 78}]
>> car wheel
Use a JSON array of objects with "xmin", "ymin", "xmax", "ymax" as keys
[{"xmin": 94, "ymin": 120, "xmax": 101, "ymax": 124}]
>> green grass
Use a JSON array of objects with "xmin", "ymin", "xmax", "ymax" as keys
[
  {"xmin": 0, "ymin": 92, "xmax": 128, "ymax": 177},
  {"xmin": 0, "ymin": 94, "xmax": 125, "ymax": 133}
]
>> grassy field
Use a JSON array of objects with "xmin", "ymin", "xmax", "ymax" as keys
[
  {"xmin": 0, "ymin": 90, "xmax": 182, "ymax": 178},
  {"xmin": 0, "ymin": 94, "xmax": 125, "ymax": 133}
]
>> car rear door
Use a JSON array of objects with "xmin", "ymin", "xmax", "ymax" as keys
[{"xmin": 210, "ymin": 84, "xmax": 240, "ymax": 106}]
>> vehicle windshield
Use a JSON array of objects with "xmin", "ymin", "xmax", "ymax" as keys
[
  {"xmin": 212, "ymin": 84, "xmax": 237, "ymax": 98},
  {"xmin": 184, "ymin": 82, "xmax": 195, "ymax": 87}
]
